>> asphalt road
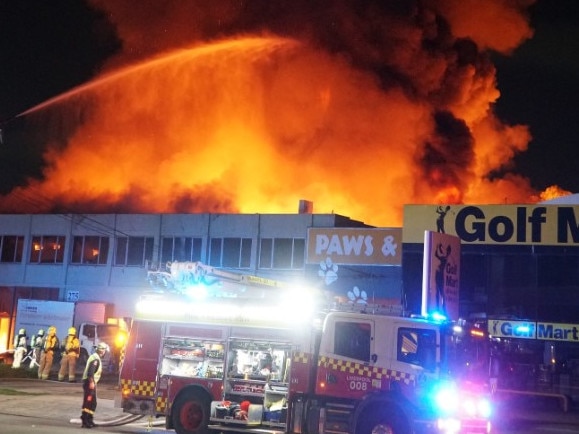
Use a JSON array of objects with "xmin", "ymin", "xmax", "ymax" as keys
[{"xmin": 1, "ymin": 377, "xmax": 579, "ymax": 433}]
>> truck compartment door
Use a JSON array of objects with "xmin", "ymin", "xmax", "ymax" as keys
[{"xmin": 121, "ymin": 321, "xmax": 163, "ymax": 395}]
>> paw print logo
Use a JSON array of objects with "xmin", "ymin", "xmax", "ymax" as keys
[
  {"xmin": 318, "ymin": 257, "xmax": 338, "ymax": 286},
  {"xmin": 347, "ymin": 286, "xmax": 368, "ymax": 304}
]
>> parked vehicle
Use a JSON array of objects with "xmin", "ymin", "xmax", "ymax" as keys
[{"xmin": 13, "ymin": 299, "xmax": 126, "ymax": 369}]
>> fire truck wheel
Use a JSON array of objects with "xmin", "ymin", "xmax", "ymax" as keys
[
  {"xmin": 356, "ymin": 409, "xmax": 411, "ymax": 434},
  {"xmin": 172, "ymin": 390, "xmax": 211, "ymax": 434}
]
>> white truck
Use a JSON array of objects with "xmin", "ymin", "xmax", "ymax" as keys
[{"xmin": 13, "ymin": 299, "xmax": 126, "ymax": 366}]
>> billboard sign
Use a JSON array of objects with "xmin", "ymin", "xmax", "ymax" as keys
[
  {"xmin": 488, "ymin": 319, "xmax": 579, "ymax": 343},
  {"xmin": 404, "ymin": 204, "xmax": 579, "ymax": 246},
  {"xmin": 422, "ymin": 231, "xmax": 461, "ymax": 320},
  {"xmin": 307, "ymin": 227, "xmax": 401, "ymax": 266}
]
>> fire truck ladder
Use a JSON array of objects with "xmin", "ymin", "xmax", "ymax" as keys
[
  {"xmin": 328, "ymin": 301, "xmax": 405, "ymax": 317},
  {"xmin": 146, "ymin": 261, "xmax": 286, "ymax": 294}
]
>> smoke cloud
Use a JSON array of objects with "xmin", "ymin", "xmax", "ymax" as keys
[{"xmin": 1, "ymin": 0, "xmax": 566, "ymax": 226}]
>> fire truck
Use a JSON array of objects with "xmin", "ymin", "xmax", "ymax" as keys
[{"xmin": 119, "ymin": 261, "xmax": 492, "ymax": 434}]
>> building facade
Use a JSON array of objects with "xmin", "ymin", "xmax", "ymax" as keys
[
  {"xmin": 403, "ymin": 204, "xmax": 579, "ymax": 322},
  {"xmin": 0, "ymin": 212, "xmax": 404, "ymax": 352}
]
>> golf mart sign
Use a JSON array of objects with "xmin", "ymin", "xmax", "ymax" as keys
[
  {"xmin": 403, "ymin": 204, "xmax": 579, "ymax": 245},
  {"xmin": 488, "ymin": 319, "xmax": 579, "ymax": 343}
]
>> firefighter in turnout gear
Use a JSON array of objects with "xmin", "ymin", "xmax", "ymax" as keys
[
  {"xmin": 81, "ymin": 342, "xmax": 109, "ymax": 428},
  {"xmin": 29, "ymin": 329, "xmax": 44, "ymax": 369},
  {"xmin": 58, "ymin": 327, "xmax": 81, "ymax": 382},
  {"xmin": 38, "ymin": 326, "xmax": 59, "ymax": 380},
  {"xmin": 11, "ymin": 328, "xmax": 28, "ymax": 369}
]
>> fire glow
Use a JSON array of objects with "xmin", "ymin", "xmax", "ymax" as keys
[{"xmin": 0, "ymin": 1, "xmax": 570, "ymax": 226}]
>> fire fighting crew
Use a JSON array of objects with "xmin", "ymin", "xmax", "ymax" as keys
[
  {"xmin": 58, "ymin": 326, "xmax": 81, "ymax": 382},
  {"xmin": 80, "ymin": 342, "xmax": 109, "ymax": 428},
  {"xmin": 38, "ymin": 326, "xmax": 59, "ymax": 380},
  {"xmin": 29, "ymin": 328, "xmax": 44, "ymax": 369},
  {"xmin": 12, "ymin": 328, "xmax": 28, "ymax": 369}
]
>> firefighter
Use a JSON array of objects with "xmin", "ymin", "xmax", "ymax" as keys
[
  {"xmin": 29, "ymin": 329, "xmax": 45, "ymax": 369},
  {"xmin": 12, "ymin": 328, "xmax": 28, "ymax": 369},
  {"xmin": 58, "ymin": 326, "xmax": 81, "ymax": 382},
  {"xmin": 80, "ymin": 342, "xmax": 109, "ymax": 428},
  {"xmin": 257, "ymin": 352, "xmax": 274, "ymax": 376},
  {"xmin": 38, "ymin": 326, "xmax": 59, "ymax": 380}
]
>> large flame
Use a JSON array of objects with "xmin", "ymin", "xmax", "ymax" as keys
[{"xmin": 0, "ymin": 0, "xmax": 571, "ymax": 226}]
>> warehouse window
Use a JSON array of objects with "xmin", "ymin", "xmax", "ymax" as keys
[
  {"xmin": 0, "ymin": 235, "xmax": 24, "ymax": 263},
  {"xmin": 71, "ymin": 236, "xmax": 109, "ymax": 265},
  {"xmin": 209, "ymin": 238, "xmax": 252, "ymax": 268},
  {"xmin": 259, "ymin": 239, "xmax": 273, "ymax": 268},
  {"xmin": 259, "ymin": 238, "xmax": 305, "ymax": 269},
  {"xmin": 161, "ymin": 237, "xmax": 202, "ymax": 263},
  {"xmin": 29, "ymin": 235, "xmax": 66, "ymax": 264},
  {"xmin": 114, "ymin": 236, "xmax": 154, "ymax": 266}
]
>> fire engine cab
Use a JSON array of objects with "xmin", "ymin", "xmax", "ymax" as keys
[{"xmin": 119, "ymin": 262, "xmax": 492, "ymax": 434}]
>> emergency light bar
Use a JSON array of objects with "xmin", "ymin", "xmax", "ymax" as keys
[{"xmin": 136, "ymin": 288, "xmax": 317, "ymax": 328}]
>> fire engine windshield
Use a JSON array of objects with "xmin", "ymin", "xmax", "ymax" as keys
[{"xmin": 440, "ymin": 323, "xmax": 488, "ymax": 383}]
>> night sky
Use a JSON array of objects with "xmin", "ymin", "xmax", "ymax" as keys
[
  {"xmin": 0, "ymin": 0, "xmax": 578, "ymax": 214},
  {"xmin": 0, "ymin": 0, "xmax": 120, "ymax": 191},
  {"xmin": 492, "ymin": 0, "xmax": 579, "ymax": 195}
]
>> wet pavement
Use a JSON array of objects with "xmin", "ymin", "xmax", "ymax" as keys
[
  {"xmin": 492, "ymin": 390, "xmax": 579, "ymax": 428},
  {"xmin": 0, "ymin": 374, "xmax": 128, "ymax": 426},
  {"xmin": 1, "ymin": 375, "xmax": 579, "ymax": 431}
]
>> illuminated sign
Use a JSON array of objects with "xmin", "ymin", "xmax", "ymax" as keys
[
  {"xmin": 403, "ymin": 205, "xmax": 579, "ymax": 246},
  {"xmin": 488, "ymin": 320, "xmax": 579, "ymax": 342},
  {"xmin": 307, "ymin": 228, "xmax": 402, "ymax": 265},
  {"xmin": 422, "ymin": 231, "xmax": 460, "ymax": 320},
  {"xmin": 537, "ymin": 323, "xmax": 579, "ymax": 341}
]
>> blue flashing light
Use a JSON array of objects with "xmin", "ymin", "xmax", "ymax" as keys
[
  {"xmin": 183, "ymin": 283, "xmax": 209, "ymax": 300},
  {"xmin": 429, "ymin": 311, "xmax": 448, "ymax": 322},
  {"xmin": 515, "ymin": 324, "xmax": 530, "ymax": 334},
  {"xmin": 477, "ymin": 398, "xmax": 492, "ymax": 419},
  {"xmin": 433, "ymin": 382, "xmax": 459, "ymax": 414},
  {"xmin": 430, "ymin": 380, "xmax": 492, "ymax": 421}
]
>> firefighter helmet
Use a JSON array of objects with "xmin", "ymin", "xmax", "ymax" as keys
[
  {"xmin": 68, "ymin": 327, "xmax": 76, "ymax": 335},
  {"xmin": 48, "ymin": 326, "xmax": 56, "ymax": 335},
  {"xmin": 37, "ymin": 329, "xmax": 45, "ymax": 336},
  {"xmin": 96, "ymin": 342, "xmax": 109, "ymax": 352},
  {"xmin": 18, "ymin": 328, "xmax": 26, "ymax": 335}
]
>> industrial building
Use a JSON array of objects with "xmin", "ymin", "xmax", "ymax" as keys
[
  {"xmin": 403, "ymin": 203, "xmax": 579, "ymax": 323},
  {"xmin": 2, "ymin": 203, "xmax": 579, "ymax": 402},
  {"xmin": 2, "ymin": 203, "xmax": 579, "ymax": 361},
  {"xmin": 0, "ymin": 211, "xmax": 403, "ymax": 353}
]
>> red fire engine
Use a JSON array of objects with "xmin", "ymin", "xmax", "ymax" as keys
[{"xmin": 119, "ymin": 262, "xmax": 492, "ymax": 434}]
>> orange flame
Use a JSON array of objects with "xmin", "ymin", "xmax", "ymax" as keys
[
  {"xmin": 537, "ymin": 185, "xmax": 572, "ymax": 202},
  {"xmin": 2, "ymin": 0, "xmax": 566, "ymax": 227}
]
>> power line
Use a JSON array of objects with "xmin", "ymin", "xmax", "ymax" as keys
[{"xmin": 7, "ymin": 187, "xmax": 130, "ymax": 238}]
